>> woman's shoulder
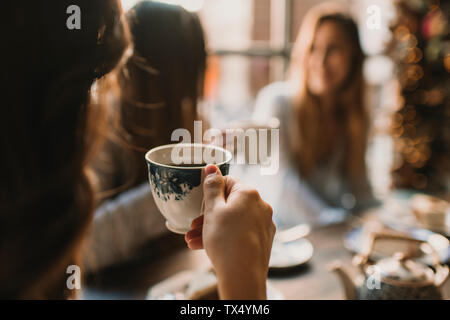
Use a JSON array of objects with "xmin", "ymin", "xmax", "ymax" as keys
[
  {"xmin": 257, "ymin": 81, "xmax": 294, "ymax": 103},
  {"xmin": 253, "ymin": 81, "xmax": 294, "ymax": 121}
]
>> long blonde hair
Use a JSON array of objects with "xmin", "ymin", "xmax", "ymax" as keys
[{"xmin": 288, "ymin": 3, "xmax": 368, "ymax": 189}]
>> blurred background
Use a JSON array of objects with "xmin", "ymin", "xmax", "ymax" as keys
[
  {"xmin": 122, "ymin": 0, "xmax": 449, "ymax": 199},
  {"xmin": 79, "ymin": 0, "xmax": 449, "ymax": 300}
]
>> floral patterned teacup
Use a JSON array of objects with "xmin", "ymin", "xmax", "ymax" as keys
[{"xmin": 145, "ymin": 143, "xmax": 232, "ymax": 234}]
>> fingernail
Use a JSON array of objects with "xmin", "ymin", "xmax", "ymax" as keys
[{"xmin": 204, "ymin": 164, "xmax": 218, "ymax": 176}]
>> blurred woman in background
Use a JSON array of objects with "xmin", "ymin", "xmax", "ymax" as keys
[
  {"xmin": 253, "ymin": 3, "xmax": 378, "ymax": 227},
  {"xmin": 84, "ymin": 1, "xmax": 208, "ymax": 272},
  {"xmin": 96, "ymin": 1, "xmax": 207, "ymax": 193},
  {"xmin": 2, "ymin": 0, "xmax": 274, "ymax": 299}
]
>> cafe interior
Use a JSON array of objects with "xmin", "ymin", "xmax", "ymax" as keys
[{"xmin": 3, "ymin": 0, "xmax": 450, "ymax": 300}]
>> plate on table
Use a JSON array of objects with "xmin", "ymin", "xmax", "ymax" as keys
[
  {"xmin": 147, "ymin": 269, "xmax": 284, "ymax": 300},
  {"xmin": 379, "ymin": 192, "xmax": 450, "ymax": 237},
  {"xmin": 269, "ymin": 238, "xmax": 314, "ymax": 270},
  {"xmin": 344, "ymin": 226, "xmax": 450, "ymax": 265}
]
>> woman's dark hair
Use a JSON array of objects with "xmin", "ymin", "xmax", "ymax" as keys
[
  {"xmin": 1, "ymin": 0, "xmax": 130, "ymax": 298},
  {"xmin": 95, "ymin": 1, "xmax": 207, "ymax": 197}
]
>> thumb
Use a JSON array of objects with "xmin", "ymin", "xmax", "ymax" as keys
[{"xmin": 203, "ymin": 164, "xmax": 225, "ymax": 213}]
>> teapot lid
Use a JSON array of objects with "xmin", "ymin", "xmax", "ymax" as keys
[{"xmin": 373, "ymin": 253, "xmax": 434, "ymax": 284}]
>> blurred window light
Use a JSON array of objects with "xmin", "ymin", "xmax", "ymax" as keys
[
  {"xmin": 364, "ymin": 55, "xmax": 394, "ymax": 85},
  {"xmin": 121, "ymin": 0, "xmax": 141, "ymax": 11},
  {"xmin": 121, "ymin": 0, "xmax": 205, "ymax": 12}
]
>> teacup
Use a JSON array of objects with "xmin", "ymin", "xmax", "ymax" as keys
[{"xmin": 145, "ymin": 143, "xmax": 232, "ymax": 234}]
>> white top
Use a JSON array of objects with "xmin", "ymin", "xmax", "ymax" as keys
[{"xmin": 250, "ymin": 82, "xmax": 377, "ymax": 228}]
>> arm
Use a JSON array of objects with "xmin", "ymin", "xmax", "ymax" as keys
[
  {"xmin": 185, "ymin": 165, "xmax": 275, "ymax": 300},
  {"xmin": 83, "ymin": 182, "xmax": 168, "ymax": 273}
]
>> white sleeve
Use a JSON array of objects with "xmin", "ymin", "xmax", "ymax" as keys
[
  {"xmin": 252, "ymin": 82, "xmax": 291, "ymax": 123},
  {"xmin": 273, "ymin": 166, "xmax": 348, "ymax": 229},
  {"xmin": 82, "ymin": 183, "xmax": 168, "ymax": 273},
  {"xmin": 251, "ymin": 84, "xmax": 349, "ymax": 228}
]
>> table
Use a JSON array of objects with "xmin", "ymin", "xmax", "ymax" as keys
[{"xmin": 83, "ymin": 215, "xmax": 450, "ymax": 300}]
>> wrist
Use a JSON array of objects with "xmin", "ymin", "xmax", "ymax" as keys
[{"xmin": 215, "ymin": 265, "xmax": 268, "ymax": 300}]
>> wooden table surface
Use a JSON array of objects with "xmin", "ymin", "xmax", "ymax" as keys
[{"xmin": 83, "ymin": 217, "xmax": 450, "ymax": 300}]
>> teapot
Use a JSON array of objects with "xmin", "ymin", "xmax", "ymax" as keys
[{"xmin": 330, "ymin": 232, "xmax": 449, "ymax": 299}]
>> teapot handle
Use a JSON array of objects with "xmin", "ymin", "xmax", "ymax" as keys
[{"xmin": 353, "ymin": 231, "xmax": 441, "ymax": 269}]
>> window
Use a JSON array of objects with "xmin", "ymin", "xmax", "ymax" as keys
[{"xmin": 122, "ymin": 0, "xmax": 296, "ymax": 126}]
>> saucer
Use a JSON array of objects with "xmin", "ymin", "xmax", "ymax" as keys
[
  {"xmin": 380, "ymin": 194, "xmax": 450, "ymax": 237},
  {"xmin": 147, "ymin": 270, "xmax": 284, "ymax": 300},
  {"xmin": 269, "ymin": 238, "xmax": 314, "ymax": 270}
]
